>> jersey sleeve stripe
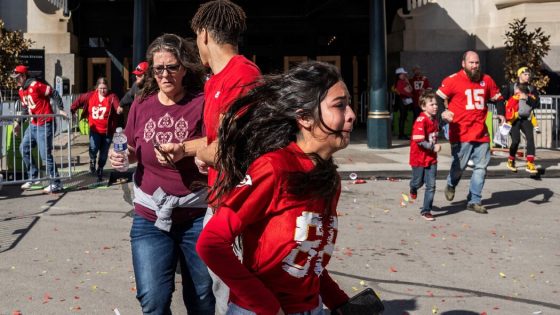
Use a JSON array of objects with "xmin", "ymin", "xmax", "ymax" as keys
[{"xmin": 436, "ymin": 89, "xmax": 448, "ymax": 100}]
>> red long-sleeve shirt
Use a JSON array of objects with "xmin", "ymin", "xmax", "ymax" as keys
[{"xmin": 197, "ymin": 142, "xmax": 348, "ymax": 315}]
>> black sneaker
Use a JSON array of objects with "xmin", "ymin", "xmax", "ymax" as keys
[
  {"xmin": 467, "ymin": 203, "xmax": 488, "ymax": 214},
  {"xmin": 89, "ymin": 162, "xmax": 96, "ymax": 175},
  {"xmin": 444, "ymin": 185, "xmax": 455, "ymax": 201}
]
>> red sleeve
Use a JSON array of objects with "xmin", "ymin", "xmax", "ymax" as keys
[
  {"xmin": 319, "ymin": 269, "xmax": 349, "ymax": 310},
  {"xmin": 437, "ymin": 75, "xmax": 454, "ymax": 100},
  {"xmin": 111, "ymin": 93, "xmax": 120, "ymax": 110},
  {"xmin": 196, "ymin": 159, "xmax": 281, "ymax": 315},
  {"xmin": 487, "ymin": 76, "xmax": 502, "ymax": 101},
  {"xmin": 395, "ymin": 80, "xmax": 412, "ymax": 97},
  {"xmin": 70, "ymin": 92, "xmax": 92, "ymax": 113},
  {"xmin": 424, "ymin": 77, "xmax": 431, "ymax": 89},
  {"xmin": 411, "ymin": 116, "xmax": 427, "ymax": 142}
]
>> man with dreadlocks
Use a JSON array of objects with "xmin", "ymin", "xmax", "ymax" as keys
[{"xmin": 190, "ymin": 0, "xmax": 261, "ymax": 313}]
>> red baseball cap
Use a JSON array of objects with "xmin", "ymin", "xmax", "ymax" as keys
[
  {"xmin": 10, "ymin": 65, "xmax": 28, "ymax": 78},
  {"xmin": 132, "ymin": 61, "xmax": 148, "ymax": 75}
]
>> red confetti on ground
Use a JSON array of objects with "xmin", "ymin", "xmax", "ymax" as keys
[
  {"xmin": 427, "ymin": 290, "xmax": 434, "ymax": 297},
  {"xmin": 12, "ymin": 311, "xmax": 22, "ymax": 315},
  {"xmin": 481, "ymin": 312, "xmax": 487, "ymax": 315},
  {"xmin": 74, "ymin": 296, "xmax": 80, "ymax": 300},
  {"xmin": 431, "ymin": 233, "xmax": 437, "ymax": 238},
  {"xmin": 27, "ymin": 296, "xmax": 32, "ymax": 301},
  {"xmin": 343, "ymin": 248, "xmax": 353, "ymax": 257},
  {"xmin": 71, "ymin": 306, "xmax": 81, "ymax": 311},
  {"xmin": 389, "ymin": 266, "xmax": 398, "ymax": 272},
  {"xmin": 493, "ymin": 306, "xmax": 500, "ymax": 310},
  {"xmin": 102, "ymin": 246, "xmax": 111, "ymax": 250},
  {"xmin": 42, "ymin": 293, "xmax": 52, "ymax": 304}
]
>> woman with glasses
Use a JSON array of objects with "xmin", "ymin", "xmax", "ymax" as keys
[
  {"xmin": 109, "ymin": 33, "xmax": 214, "ymax": 314},
  {"xmin": 70, "ymin": 77, "xmax": 122, "ymax": 181}
]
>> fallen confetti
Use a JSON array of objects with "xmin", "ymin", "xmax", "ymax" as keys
[
  {"xmin": 432, "ymin": 305, "xmax": 438, "ymax": 314},
  {"xmin": 532, "ymin": 311, "xmax": 543, "ymax": 315},
  {"xmin": 389, "ymin": 266, "xmax": 398, "ymax": 272},
  {"xmin": 359, "ymin": 280, "xmax": 367, "ymax": 287},
  {"xmin": 499, "ymin": 272, "xmax": 507, "ymax": 278},
  {"xmin": 12, "ymin": 311, "xmax": 22, "ymax": 315},
  {"xmin": 114, "ymin": 309, "xmax": 121, "ymax": 315}
]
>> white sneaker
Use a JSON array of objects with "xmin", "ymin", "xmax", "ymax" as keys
[
  {"xmin": 43, "ymin": 183, "xmax": 63, "ymax": 194},
  {"xmin": 21, "ymin": 181, "xmax": 41, "ymax": 190}
]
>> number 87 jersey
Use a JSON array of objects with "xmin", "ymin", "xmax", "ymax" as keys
[{"xmin": 436, "ymin": 70, "xmax": 502, "ymax": 143}]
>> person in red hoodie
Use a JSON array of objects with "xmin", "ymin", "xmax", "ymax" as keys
[
  {"xmin": 197, "ymin": 61, "xmax": 355, "ymax": 315},
  {"xmin": 71, "ymin": 77, "xmax": 122, "ymax": 180}
]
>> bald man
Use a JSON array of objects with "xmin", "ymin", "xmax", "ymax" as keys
[{"xmin": 436, "ymin": 51, "xmax": 505, "ymax": 214}]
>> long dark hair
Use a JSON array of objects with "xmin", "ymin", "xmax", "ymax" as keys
[
  {"xmin": 139, "ymin": 34, "xmax": 206, "ymax": 101},
  {"xmin": 211, "ymin": 61, "xmax": 345, "ymax": 206}
]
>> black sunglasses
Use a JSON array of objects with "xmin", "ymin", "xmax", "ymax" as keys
[
  {"xmin": 153, "ymin": 64, "xmax": 181, "ymax": 76},
  {"xmin": 152, "ymin": 139, "xmax": 177, "ymax": 169}
]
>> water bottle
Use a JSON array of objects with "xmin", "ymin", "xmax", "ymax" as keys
[{"xmin": 113, "ymin": 127, "xmax": 129, "ymax": 172}]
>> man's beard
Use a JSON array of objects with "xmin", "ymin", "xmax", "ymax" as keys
[{"xmin": 465, "ymin": 68, "xmax": 482, "ymax": 82}]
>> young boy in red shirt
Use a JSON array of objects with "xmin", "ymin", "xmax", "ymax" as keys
[{"xmin": 409, "ymin": 90, "xmax": 441, "ymax": 221}]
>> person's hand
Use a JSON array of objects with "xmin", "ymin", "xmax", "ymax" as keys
[
  {"xmin": 59, "ymin": 110, "xmax": 68, "ymax": 118},
  {"xmin": 13, "ymin": 122, "xmax": 20, "ymax": 137},
  {"xmin": 194, "ymin": 156, "xmax": 209, "ymax": 175},
  {"xmin": 116, "ymin": 106, "xmax": 124, "ymax": 115},
  {"xmin": 433, "ymin": 144, "xmax": 442, "ymax": 152},
  {"xmin": 109, "ymin": 148, "xmax": 127, "ymax": 169},
  {"xmin": 156, "ymin": 142, "xmax": 185, "ymax": 165},
  {"xmin": 497, "ymin": 114, "xmax": 506, "ymax": 125},
  {"xmin": 276, "ymin": 309, "xmax": 285, "ymax": 315},
  {"xmin": 441, "ymin": 109, "xmax": 454, "ymax": 123}
]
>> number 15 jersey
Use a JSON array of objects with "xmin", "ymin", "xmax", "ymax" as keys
[{"xmin": 437, "ymin": 70, "xmax": 501, "ymax": 143}]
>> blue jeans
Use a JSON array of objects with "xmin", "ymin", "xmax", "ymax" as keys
[
  {"xmin": 89, "ymin": 131, "xmax": 111, "ymax": 170},
  {"xmin": 20, "ymin": 122, "xmax": 60, "ymax": 184},
  {"xmin": 446, "ymin": 142, "xmax": 490, "ymax": 205},
  {"xmin": 131, "ymin": 214, "xmax": 215, "ymax": 315},
  {"xmin": 410, "ymin": 163, "xmax": 437, "ymax": 213}
]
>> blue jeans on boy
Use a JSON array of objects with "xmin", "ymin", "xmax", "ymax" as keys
[
  {"xmin": 410, "ymin": 163, "xmax": 437, "ymax": 213},
  {"xmin": 20, "ymin": 122, "xmax": 60, "ymax": 184},
  {"xmin": 447, "ymin": 142, "xmax": 490, "ymax": 205},
  {"xmin": 131, "ymin": 214, "xmax": 215, "ymax": 315},
  {"xmin": 89, "ymin": 131, "xmax": 111, "ymax": 171}
]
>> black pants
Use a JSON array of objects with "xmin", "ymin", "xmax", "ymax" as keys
[
  {"xmin": 509, "ymin": 118, "xmax": 535, "ymax": 157},
  {"xmin": 398, "ymin": 105, "xmax": 411, "ymax": 137}
]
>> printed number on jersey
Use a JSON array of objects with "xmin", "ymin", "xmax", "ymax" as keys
[
  {"xmin": 92, "ymin": 106, "xmax": 107, "ymax": 119},
  {"xmin": 282, "ymin": 212, "xmax": 337, "ymax": 278},
  {"xmin": 465, "ymin": 89, "xmax": 485, "ymax": 110}
]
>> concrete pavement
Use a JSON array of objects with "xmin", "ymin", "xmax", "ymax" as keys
[{"xmin": 1, "ymin": 131, "xmax": 559, "ymax": 314}]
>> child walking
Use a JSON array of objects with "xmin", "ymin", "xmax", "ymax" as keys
[{"xmin": 409, "ymin": 90, "xmax": 441, "ymax": 221}]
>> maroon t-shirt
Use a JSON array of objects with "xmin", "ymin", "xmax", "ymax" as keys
[{"xmin": 125, "ymin": 92, "xmax": 207, "ymax": 222}]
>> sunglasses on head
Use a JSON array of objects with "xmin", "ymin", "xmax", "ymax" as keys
[{"xmin": 153, "ymin": 64, "xmax": 181, "ymax": 76}]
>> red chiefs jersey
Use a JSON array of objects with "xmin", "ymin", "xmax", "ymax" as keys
[
  {"xmin": 18, "ymin": 80, "xmax": 54, "ymax": 125},
  {"xmin": 87, "ymin": 93, "xmax": 111, "ymax": 134},
  {"xmin": 410, "ymin": 74, "xmax": 431, "ymax": 107},
  {"xmin": 436, "ymin": 70, "xmax": 501, "ymax": 143},
  {"xmin": 204, "ymin": 55, "xmax": 261, "ymax": 186},
  {"xmin": 197, "ymin": 142, "xmax": 348, "ymax": 314},
  {"xmin": 410, "ymin": 112, "xmax": 439, "ymax": 167}
]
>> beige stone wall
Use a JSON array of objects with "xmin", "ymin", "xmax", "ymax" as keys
[{"xmin": 396, "ymin": 0, "xmax": 560, "ymax": 71}]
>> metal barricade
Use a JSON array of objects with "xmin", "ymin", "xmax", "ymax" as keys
[{"xmin": 0, "ymin": 111, "xmax": 73, "ymax": 187}]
